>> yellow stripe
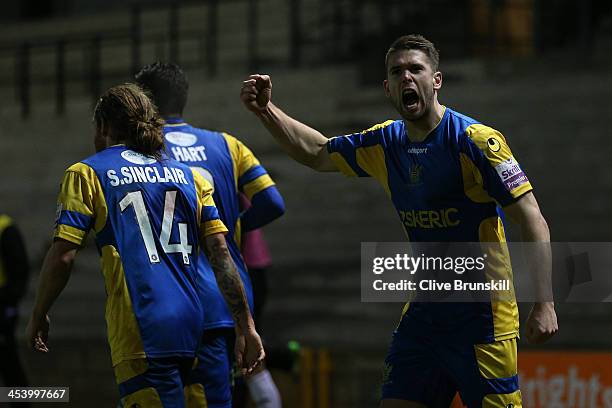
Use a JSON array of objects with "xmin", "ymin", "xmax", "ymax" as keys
[
  {"xmin": 242, "ymin": 174, "xmax": 274, "ymax": 200},
  {"xmin": 459, "ymin": 153, "xmax": 495, "ymax": 203},
  {"xmin": 395, "ymin": 302, "xmax": 411, "ymax": 330},
  {"xmin": 328, "ymin": 152, "xmax": 358, "ymax": 177},
  {"xmin": 361, "ymin": 120, "xmax": 395, "ymax": 134},
  {"xmin": 184, "ymin": 383, "xmax": 208, "ymax": 408},
  {"xmin": 479, "ymin": 217, "xmax": 519, "ymax": 340},
  {"xmin": 474, "ymin": 338, "xmax": 517, "ymax": 379},
  {"xmin": 483, "ymin": 390, "xmax": 522, "ymax": 407},
  {"xmin": 223, "ymin": 133, "xmax": 262, "ymax": 190},
  {"xmin": 203, "ymin": 220, "xmax": 228, "ymax": 237},
  {"xmin": 356, "ymin": 144, "xmax": 391, "ymax": 196},
  {"xmin": 113, "ymin": 358, "xmax": 149, "ymax": 384},
  {"xmin": 192, "ymin": 169, "xmax": 228, "ymax": 237},
  {"xmin": 509, "ymin": 181, "xmax": 532, "ymax": 199},
  {"xmin": 191, "ymin": 169, "xmax": 205, "ymax": 227},
  {"xmin": 102, "ymin": 245, "xmax": 146, "ymax": 366},
  {"xmin": 234, "ymin": 219, "xmax": 242, "ymax": 251},
  {"xmin": 224, "ymin": 133, "xmax": 240, "ymax": 189},
  {"xmin": 54, "ymin": 225, "xmax": 88, "ymax": 246}
]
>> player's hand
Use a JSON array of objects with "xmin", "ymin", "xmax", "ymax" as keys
[
  {"xmin": 241, "ymin": 74, "xmax": 272, "ymax": 114},
  {"xmin": 525, "ymin": 302, "xmax": 558, "ymax": 344},
  {"xmin": 234, "ymin": 327, "xmax": 265, "ymax": 376},
  {"xmin": 26, "ymin": 314, "xmax": 50, "ymax": 352}
]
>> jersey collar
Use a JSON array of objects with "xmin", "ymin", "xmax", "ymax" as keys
[
  {"xmin": 164, "ymin": 116, "xmax": 188, "ymax": 127},
  {"xmin": 404, "ymin": 106, "xmax": 448, "ymax": 144}
]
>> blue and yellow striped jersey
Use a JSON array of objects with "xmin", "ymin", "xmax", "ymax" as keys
[
  {"xmin": 54, "ymin": 145, "xmax": 227, "ymax": 366},
  {"xmin": 163, "ymin": 118, "xmax": 276, "ymax": 330},
  {"xmin": 327, "ymin": 107, "xmax": 532, "ymax": 342}
]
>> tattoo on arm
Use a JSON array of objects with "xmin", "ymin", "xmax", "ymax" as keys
[{"xmin": 207, "ymin": 239, "xmax": 250, "ymax": 331}]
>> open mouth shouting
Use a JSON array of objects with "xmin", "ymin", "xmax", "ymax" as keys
[{"xmin": 402, "ymin": 88, "xmax": 419, "ymax": 111}]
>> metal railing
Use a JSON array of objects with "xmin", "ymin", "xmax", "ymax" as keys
[
  {"xmin": 4, "ymin": 0, "xmax": 293, "ymax": 118},
  {"xmin": 1, "ymin": 0, "xmax": 602, "ymax": 118}
]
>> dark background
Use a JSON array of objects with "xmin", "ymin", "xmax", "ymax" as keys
[{"xmin": 0, "ymin": 0, "xmax": 611, "ymax": 406}]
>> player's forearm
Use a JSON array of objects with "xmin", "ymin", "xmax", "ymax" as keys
[
  {"xmin": 31, "ymin": 242, "xmax": 75, "ymax": 321},
  {"xmin": 241, "ymin": 187, "xmax": 285, "ymax": 232},
  {"xmin": 207, "ymin": 239, "xmax": 255, "ymax": 332},
  {"xmin": 255, "ymin": 102, "xmax": 329, "ymax": 170},
  {"xmin": 520, "ymin": 213, "xmax": 554, "ymax": 303}
]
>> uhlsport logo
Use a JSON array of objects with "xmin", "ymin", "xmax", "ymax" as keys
[
  {"xmin": 121, "ymin": 150, "xmax": 156, "ymax": 165},
  {"xmin": 406, "ymin": 147, "xmax": 428, "ymax": 154},
  {"xmin": 487, "ymin": 136, "xmax": 502, "ymax": 152},
  {"xmin": 165, "ymin": 131, "xmax": 197, "ymax": 147}
]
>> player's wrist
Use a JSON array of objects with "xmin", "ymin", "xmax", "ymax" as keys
[
  {"xmin": 253, "ymin": 103, "xmax": 272, "ymax": 119},
  {"xmin": 533, "ymin": 301, "xmax": 555, "ymax": 311},
  {"xmin": 234, "ymin": 316, "xmax": 256, "ymax": 334},
  {"xmin": 30, "ymin": 309, "xmax": 47, "ymax": 324}
]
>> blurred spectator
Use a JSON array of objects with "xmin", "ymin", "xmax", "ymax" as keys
[{"xmin": 0, "ymin": 215, "xmax": 30, "ymax": 390}]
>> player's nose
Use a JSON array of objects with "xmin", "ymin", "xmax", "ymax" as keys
[{"xmin": 401, "ymin": 70, "xmax": 414, "ymax": 84}]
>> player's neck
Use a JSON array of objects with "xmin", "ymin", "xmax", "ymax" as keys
[{"xmin": 404, "ymin": 100, "xmax": 445, "ymax": 142}]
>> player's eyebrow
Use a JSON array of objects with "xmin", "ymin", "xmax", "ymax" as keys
[
  {"xmin": 388, "ymin": 64, "xmax": 404, "ymax": 73},
  {"xmin": 388, "ymin": 61, "xmax": 425, "ymax": 74}
]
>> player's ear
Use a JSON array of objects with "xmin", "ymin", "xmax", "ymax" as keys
[
  {"xmin": 383, "ymin": 79, "xmax": 391, "ymax": 98},
  {"xmin": 433, "ymin": 71, "xmax": 442, "ymax": 91}
]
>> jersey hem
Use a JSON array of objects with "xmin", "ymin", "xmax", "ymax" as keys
[
  {"xmin": 203, "ymin": 321, "xmax": 235, "ymax": 331},
  {"xmin": 501, "ymin": 186, "xmax": 533, "ymax": 207},
  {"xmin": 54, "ymin": 228, "xmax": 86, "ymax": 246},
  {"xmin": 112, "ymin": 350, "xmax": 197, "ymax": 367}
]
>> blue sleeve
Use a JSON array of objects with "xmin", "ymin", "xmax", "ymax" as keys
[{"xmin": 240, "ymin": 186, "xmax": 285, "ymax": 232}]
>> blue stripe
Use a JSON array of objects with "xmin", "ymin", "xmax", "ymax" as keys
[
  {"xmin": 118, "ymin": 372, "xmax": 151, "ymax": 398},
  {"xmin": 238, "ymin": 165, "xmax": 267, "ymax": 188},
  {"xmin": 484, "ymin": 374, "xmax": 519, "ymax": 395},
  {"xmin": 202, "ymin": 205, "xmax": 220, "ymax": 222},
  {"xmin": 57, "ymin": 210, "xmax": 92, "ymax": 231}
]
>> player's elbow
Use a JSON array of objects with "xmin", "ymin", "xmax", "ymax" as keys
[
  {"xmin": 519, "ymin": 211, "xmax": 550, "ymax": 242},
  {"xmin": 308, "ymin": 150, "xmax": 337, "ymax": 173},
  {"xmin": 50, "ymin": 239, "xmax": 79, "ymax": 268}
]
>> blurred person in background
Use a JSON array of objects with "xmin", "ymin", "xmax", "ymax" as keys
[
  {"xmin": 25, "ymin": 83, "xmax": 264, "ymax": 407},
  {"xmin": 0, "ymin": 214, "xmax": 30, "ymax": 402},
  {"xmin": 241, "ymin": 34, "xmax": 558, "ymax": 408},
  {"xmin": 136, "ymin": 62, "xmax": 284, "ymax": 408}
]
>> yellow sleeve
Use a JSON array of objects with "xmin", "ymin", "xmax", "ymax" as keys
[
  {"xmin": 191, "ymin": 169, "xmax": 228, "ymax": 237},
  {"xmin": 464, "ymin": 124, "xmax": 533, "ymax": 204},
  {"xmin": 326, "ymin": 121, "xmax": 394, "ymax": 196},
  {"xmin": 223, "ymin": 133, "xmax": 275, "ymax": 200},
  {"xmin": 54, "ymin": 164, "xmax": 97, "ymax": 246}
]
